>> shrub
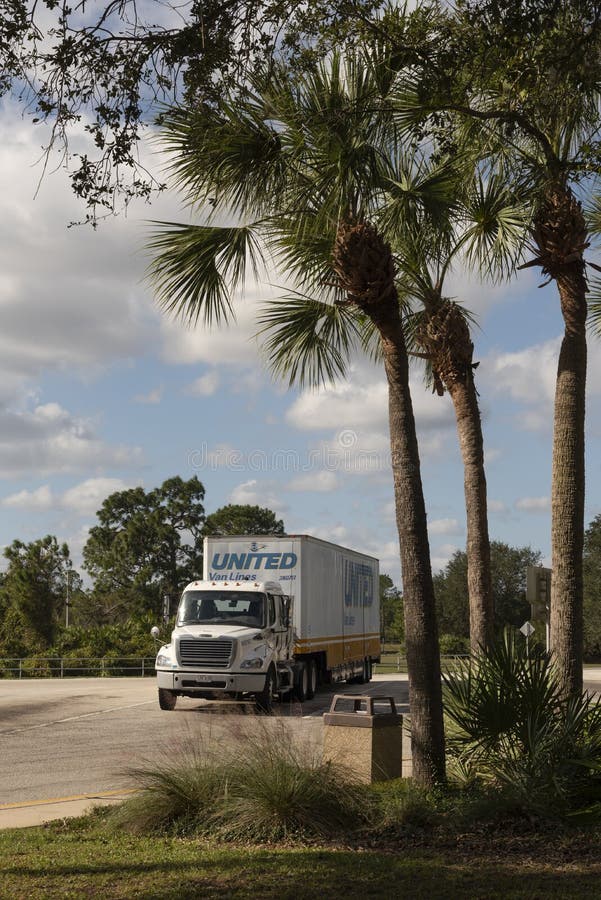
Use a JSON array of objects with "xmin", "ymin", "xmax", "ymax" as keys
[
  {"xmin": 438, "ymin": 633, "xmax": 470, "ymax": 656},
  {"xmin": 113, "ymin": 718, "xmax": 370, "ymax": 840},
  {"xmin": 443, "ymin": 630, "xmax": 601, "ymax": 819}
]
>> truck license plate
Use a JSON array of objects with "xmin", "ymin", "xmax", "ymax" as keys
[{"xmin": 196, "ymin": 675, "xmax": 214, "ymax": 682}]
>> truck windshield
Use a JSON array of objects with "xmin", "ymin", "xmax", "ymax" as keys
[{"xmin": 177, "ymin": 591, "xmax": 266, "ymax": 628}]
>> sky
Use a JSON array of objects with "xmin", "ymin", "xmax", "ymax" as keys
[{"xmin": 1, "ymin": 98, "xmax": 600, "ymax": 588}]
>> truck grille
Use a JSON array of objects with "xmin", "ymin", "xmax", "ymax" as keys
[{"xmin": 178, "ymin": 639, "xmax": 233, "ymax": 669}]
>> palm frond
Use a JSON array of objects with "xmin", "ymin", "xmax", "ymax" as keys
[
  {"xmin": 256, "ymin": 291, "xmax": 362, "ymax": 388},
  {"xmin": 158, "ymin": 99, "xmax": 287, "ymax": 219},
  {"xmin": 382, "ymin": 156, "xmax": 460, "ymax": 236},
  {"xmin": 147, "ymin": 222, "xmax": 265, "ymax": 327},
  {"xmin": 585, "ymin": 193, "xmax": 601, "ymax": 238},
  {"xmin": 460, "ymin": 172, "xmax": 529, "ymax": 281},
  {"xmin": 269, "ymin": 210, "xmax": 338, "ymax": 295}
]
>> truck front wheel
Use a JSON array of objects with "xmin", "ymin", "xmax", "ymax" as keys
[
  {"xmin": 158, "ymin": 688, "xmax": 177, "ymax": 710},
  {"xmin": 255, "ymin": 667, "xmax": 276, "ymax": 713},
  {"xmin": 292, "ymin": 662, "xmax": 309, "ymax": 702}
]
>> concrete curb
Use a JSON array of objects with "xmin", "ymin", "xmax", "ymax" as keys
[{"xmin": 0, "ymin": 789, "xmax": 135, "ymax": 830}]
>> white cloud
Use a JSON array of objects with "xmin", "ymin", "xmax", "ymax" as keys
[
  {"xmin": 489, "ymin": 499, "xmax": 508, "ymax": 513},
  {"xmin": 134, "ymin": 387, "xmax": 163, "ymax": 404},
  {"xmin": 1, "ymin": 477, "xmax": 139, "ymax": 515},
  {"xmin": 515, "ymin": 496, "xmax": 550, "ymax": 512},
  {"xmin": 445, "ymin": 264, "xmax": 539, "ymax": 318},
  {"xmin": 228, "ymin": 479, "xmax": 288, "ymax": 515},
  {"xmin": 159, "ymin": 284, "xmax": 266, "ymax": 369},
  {"xmin": 287, "ymin": 470, "xmax": 340, "ymax": 493},
  {"xmin": 428, "ymin": 518, "xmax": 463, "ymax": 536},
  {"xmin": 0, "ymin": 400, "xmax": 142, "ymax": 477},
  {"xmin": 3, "ymin": 485, "xmax": 54, "ymax": 509},
  {"xmin": 0, "ymin": 104, "xmax": 165, "ymax": 432},
  {"xmin": 186, "ymin": 371, "xmax": 220, "ymax": 396},
  {"xmin": 62, "ymin": 478, "xmax": 136, "ymax": 515},
  {"xmin": 486, "ymin": 339, "xmax": 559, "ymax": 407},
  {"xmin": 286, "ymin": 362, "xmax": 455, "ymax": 436}
]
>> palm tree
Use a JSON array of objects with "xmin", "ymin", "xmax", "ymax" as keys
[
  {"xmin": 384, "ymin": 0, "xmax": 601, "ymax": 696},
  {"xmin": 398, "ymin": 174, "xmax": 526, "ymax": 653},
  {"xmin": 147, "ymin": 50, "xmax": 447, "ymax": 784}
]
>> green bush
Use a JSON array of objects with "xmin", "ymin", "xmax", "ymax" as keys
[
  {"xmin": 113, "ymin": 719, "xmax": 370, "ymax": 840},
  {"xmin": 443, "ymin": 630, "xmax": 601, "ymax": 819},
  {"xmin": 438, "ymin": 633, "xmax": 470, "ymax": 656}
]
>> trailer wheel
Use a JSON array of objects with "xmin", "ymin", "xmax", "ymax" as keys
[
  {"xmin": 158, "ymin": 688, "xmax": 177, "ymax": 710},
  {"xmin": 292, "ymin": 662, "xmax": 309, "ymax": 701},
  {"xmin": 365, "ymin": 657, "xmax": 373, "ymax": 682},
  {"xmin": 350, "ymin": 659, "xmax": 368, "ymax": 684},
  {"xmin": 306, "ymin": 659, "xmax": 318, "ymax": 699},
  {"xmin": 255, "ymin": 667, "xmax": 276, "ymax": 714}
]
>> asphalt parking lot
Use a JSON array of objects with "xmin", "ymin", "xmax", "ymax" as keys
[{"xmin": 0, "ymin": 674, "xmax": 410, "ymax": 828}]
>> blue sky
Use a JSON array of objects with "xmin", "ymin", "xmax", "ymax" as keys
[{"xmin": 1, "ymin": 99, "xmax": 600, "ymax": 587}]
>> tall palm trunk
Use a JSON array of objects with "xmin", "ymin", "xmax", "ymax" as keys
[
  {"xmin": 533, "ymin": 185, "xmax": 587, "ymax": 696},
  {"xmin": 333, "ymin": 220, "xmax": 445, "ymax": 785},
  {"xmin": 416, "ymin": 300, "xmax": 493, "ymax": 652}
]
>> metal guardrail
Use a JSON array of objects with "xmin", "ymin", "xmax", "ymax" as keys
[
  {"xmin": 1, "ymin": 653, "xmax": 468, "ymax": 679},
  {"xmin": 374, "ymin": 654, "xmax": 469, "ymax": 674},
  {"xmin": 0, "ymin": 657, "xmax": 156, "ymax": 678}
]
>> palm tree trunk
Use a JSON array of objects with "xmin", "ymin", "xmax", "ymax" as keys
[
  {"xmin": 416, "ymin": 299, "xmax": 493, "ymax": 651},
  {"xmin": 535, "ymin": 185, "xmax": 587, "ymax": 696},
  {"xmin": 551, "ymin": 276, "xmax": 586, "ymax": 697},
  {"xmin": 447, "ymin": 375, "xmax": 493, "ymax": 652},
  {"xmin": 332, "ymin": 220, "xmax": 445, "ymax": 785},
  {"xmin": 379, "ymin": 311, "xmax": 446, "ymax": 784}
]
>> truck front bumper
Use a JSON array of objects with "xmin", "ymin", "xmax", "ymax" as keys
[{"xmin": 156, "ymin": 668, "xmax": 267, "ymax": 694}]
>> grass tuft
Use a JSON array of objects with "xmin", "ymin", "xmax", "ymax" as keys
[{"xmin": 112, "ymin": 718, "xmax": 370, "ymax": 841}]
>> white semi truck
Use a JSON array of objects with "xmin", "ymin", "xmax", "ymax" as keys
[{"xmin": 153, "ymin": 534, "xmax": 380, "ymax": 711}]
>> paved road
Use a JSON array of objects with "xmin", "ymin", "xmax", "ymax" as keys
[
  {"xmin": 2, "ymin": 669, "xmax": 598, "ymax": 829},
  {"xmin": 0, "ymin": 674, "xmax": 409, "ymax": 826}
]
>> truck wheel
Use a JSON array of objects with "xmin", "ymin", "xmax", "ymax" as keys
[
  {"xmin": 293, "ymin": 663, "xmax": 308, "ymax": 702},
  {"xmin": 255, "ymin": 667, "xmax": 276, "ymax": 713},
  {"xmin": 158, "ymin": 688, "xmax": 177, "ymax": 710},
  {"xmin": 306, "ymin": 659, "xmax": 318, "ymax": 700},
  {"xmin": 350, "ymin": 660, "xmax": 368, "ymax": 684}
]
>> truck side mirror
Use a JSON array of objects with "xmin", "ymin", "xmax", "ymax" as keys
[{"xmin": 150, "ymin": 625, "xmax": 161, "ymax": 642}]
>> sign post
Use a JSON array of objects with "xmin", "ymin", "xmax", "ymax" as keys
[
  {"xmin": 520, "ymin": 620, "xmax": 535, "ymax": 655},
  {"xmin": 526, "ymin": 566, "xmax": 551, "ymax": 650}
]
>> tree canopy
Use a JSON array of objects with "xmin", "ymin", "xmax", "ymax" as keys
[
  {"xmin": 2, "ymin": 0, "xmax": 380, "ymax": 220},
  {"xmin": 434, "ymin": 542, "xmax": 543, "ymax": 640},
  {"xmin": 0, "ymin": 535, "xmax": 72, "ymax": 649},
  {"xmin": 82, "ymin": 475, "xmax": 205, "ymax": 616},
  {"xmin": 203, "ymin": 504, "xmax": 285, "ymax": 536}
]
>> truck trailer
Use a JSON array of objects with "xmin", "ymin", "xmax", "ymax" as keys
[{"xmin": 153, "ymin": 534, "xmax": 380, "ymax": 711}]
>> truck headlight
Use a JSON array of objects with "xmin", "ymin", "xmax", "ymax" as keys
[
  {"xmin": 156, "ymin": 652, "xmax": 172, "ymax": 667},
  {"xmin": 240, "ymin": 657, "xmax": 264, "ymax": 669}
]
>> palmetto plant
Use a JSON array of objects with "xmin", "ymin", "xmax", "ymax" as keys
[
  {"xmin": 147, "ymin": 49, "xmax": 450, "ymax": 783},
  {"xmin": 443, "ymin": 631, "xmax": 601, "ymax": 817}
]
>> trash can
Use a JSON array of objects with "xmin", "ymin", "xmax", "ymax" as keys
[{"xmin": 322, "ymin": 694, "xmax": 403, "ymax": 783}]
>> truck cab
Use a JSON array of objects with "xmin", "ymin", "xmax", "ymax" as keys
[{"xmin": 154, "ymin": 579, "xmax": 293, "ymax": 711}]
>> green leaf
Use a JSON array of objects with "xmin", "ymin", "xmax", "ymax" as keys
[
  {"xmin": 257, "ymin": 291, "xmax": 363, "ymax": 388},
  {"xmin": 147, "ymin": 223, "xmax": 264, "ymax": 327}
]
